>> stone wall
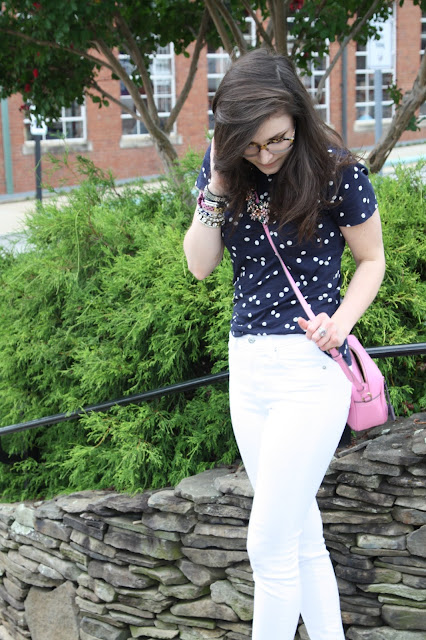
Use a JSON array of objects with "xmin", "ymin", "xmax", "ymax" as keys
[{"xmin": 0, "ymin": 412, "xmax": 425, "ymax": 640}]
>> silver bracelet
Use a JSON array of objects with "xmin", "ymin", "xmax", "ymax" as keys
[{"xmin": 196, "ymin": 204, "xmax": 225, "ymax": 228}]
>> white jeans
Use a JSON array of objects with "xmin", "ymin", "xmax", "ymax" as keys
[{"xmin": 228, "ymin": 333, "xmax": 352, "ymax": 640}]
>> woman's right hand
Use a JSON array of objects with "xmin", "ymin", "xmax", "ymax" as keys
[{"xmin": 209, "ymin": 138, "xmax": 228, "ymax": 197}]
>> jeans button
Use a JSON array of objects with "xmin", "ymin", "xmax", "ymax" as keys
[{"xmin": 248, "ymin": 336, "xmax": 255, "ymax": 344}]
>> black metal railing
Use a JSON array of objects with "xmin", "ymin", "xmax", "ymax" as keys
[{"xmin": 0, "ymin": 342, "xmax": 425, "ymax": 438}]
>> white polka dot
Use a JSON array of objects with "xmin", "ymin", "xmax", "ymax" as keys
[
  {"xmin": 287, "ymin": 241, "xmax": 293, "ymax": 246},
  {"xmin": 344, "ymin": 184, "xmax": 349, "ymax": 189},
  {"xmin": 276, "ymin": 313, "xmax": 281, "ymax": 318},
  {"xmin": 358, "ymin": 186, "xmax": 363, "ymax": 191},
  {"xmin": 266, "ymin": 293, "xmax": 271, "ymax": 298},
  {"xmin": 285, "ymin": 323, "xmax": 290, "ymax": 329},
  {"xmin": 244, "ymin": 237, "xmax": 250, "ymax": 242}
]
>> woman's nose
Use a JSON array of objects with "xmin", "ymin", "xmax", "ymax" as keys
[{"xmin": 258, "ymin": 147, "xmax": 274, "ymax": 163}]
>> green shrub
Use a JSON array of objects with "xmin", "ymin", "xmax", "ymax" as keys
[{"xmin": 0, "ymin": 156, "xmax": 424, "ymax": 501}]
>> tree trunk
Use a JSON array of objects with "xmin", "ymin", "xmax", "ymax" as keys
[{"xmin": 368, "ymin": 54, "xmax": 426, "ymax": 174}]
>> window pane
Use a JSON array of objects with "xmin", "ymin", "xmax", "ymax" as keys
[
  {"xmin": 355, "ymin": 14, "xmax": 395, "ymax": 123},
  {"xmin": 119, "ymin": 45, "xmax": 175, "ymax": 136},
  {"xmin": 122, "ymin": 116, "xmax": 138, "ymax": 135}
]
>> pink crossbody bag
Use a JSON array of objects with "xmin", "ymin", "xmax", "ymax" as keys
[{"xmin": 263, "ymin": 224, "xmax": 393, "ymax": 431}]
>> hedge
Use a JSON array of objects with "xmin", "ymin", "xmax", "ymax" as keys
[{"xmin": 0, "ymin": 154, "xmax": 424, "ymax": 501}]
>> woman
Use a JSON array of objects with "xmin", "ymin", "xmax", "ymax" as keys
[{"xmin": 183, "ymin": 49, "xmax": 385, "ymax": 640}]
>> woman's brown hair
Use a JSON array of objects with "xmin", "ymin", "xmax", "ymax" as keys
[{"xmin": 212, "ymin": 48, "xmax": 358, "ymax": 241}]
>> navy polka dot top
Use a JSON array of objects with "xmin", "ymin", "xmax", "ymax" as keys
[{"xmin": 196, "ymin": 147, "xmax": 378, "ymax": 365}]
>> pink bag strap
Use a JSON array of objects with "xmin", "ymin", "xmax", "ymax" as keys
[{"xmin": 262, "ymin": 223, "xmax": 364, "ymax": 390}]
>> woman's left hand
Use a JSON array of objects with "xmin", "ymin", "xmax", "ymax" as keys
[{"xmin": 297, "ymin": 313, "xmax": 346, "ymax": 351}]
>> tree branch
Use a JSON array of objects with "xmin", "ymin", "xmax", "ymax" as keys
[
  {"xmin": 268, "ymin": 0, "xmax": 290, "ymax": 56},
  {"xmin": 113, "ymin": 11, "xmax": 159, "ymax": 125},
  {"xmin": 241, "ymin": 0, "xmax": 273, "ymax": 49},
  {"xmin": 213, "ymin": 0, "xmax": 247, "ymax": 54},
  {"xmin": 0, "ymin": 27, "xmax": 114, "ymax": 71},
  {"xmin": 89, "ymin": 81, "xmax": 137, "ymax": 119},
  {"xmin": 368, "ymin": 52, "xmax": 426, "ymax": 173},
  {"xmin": 165, "ymin": 9, "xmax": 209, "ymax": 133},
  {"xmin": 204, "ymin": 0, "xmax": 234, "ymax": 56},
  {"xmin": 315, "ymin": 0, "xmax": 382, "ymax": 103},
  {"xmin": 93, "ymin": 37, "xmax": 167, "ymax": 144}
]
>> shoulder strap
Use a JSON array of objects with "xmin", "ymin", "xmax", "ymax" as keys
[{"xmin": 262, "ymin": 223, "xmax": 362, "ymax": 389}]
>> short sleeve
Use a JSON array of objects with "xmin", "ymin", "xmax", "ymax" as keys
[
  {"xmin": 195, "ymin": 145, "xmax": 212, "ymax": 191},
  {"xmin": 330, "ymin": 162, "xmax": 378, "ymax": 227}
]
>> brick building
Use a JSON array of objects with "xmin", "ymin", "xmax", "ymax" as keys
[{"xmin": 0, "ymin": 1, "xmax": 425, "ymax": 197}]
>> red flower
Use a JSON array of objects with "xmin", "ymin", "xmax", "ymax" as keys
[
  {"xmin": 33, "ymin": 2, "xmax": 42, "ymax": 9},
  {"xmin": 24, "ymin": 83, "xmax": 31, "ymax": 93},
  {"xmin": 33, "ymin": 68, "xmax": 39, "ymax": 78},
  {"xmin": 290, "ymin": 0, "xmax": 304, "ymax": 10}
]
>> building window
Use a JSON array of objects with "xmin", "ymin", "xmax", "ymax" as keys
[
  {"xmin": 120, "ymin": 44, "xmax": 175, "ymax": 136},
  {"xmin": 355, "ymin": 16, "xmax": 395, "ymax": 122},
  {"xmin": 421, "ymin": 11, "xmax": 426, "ymax": 117},
  {"xmin": 25, "ymin": 102, "xmax": 87, "ymax": 141},
  {"xmin": 207, "ymin": 19, "xmax": 330, "ymax": 129},
  {"xmin": 207, "ymin": 47, "xmax": 231, "ymax": 130},
  {"xmin": 207, "ymin": 18, "xmax": 256, "ymax": 130},
  {"xmin": 301, "ymin": 56, "xmax": 330, "ymax": 123}
]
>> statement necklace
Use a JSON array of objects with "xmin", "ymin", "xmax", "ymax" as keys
[{"xmin": 246, "ymin": 188, "xmax": 270, "ymax": 224}]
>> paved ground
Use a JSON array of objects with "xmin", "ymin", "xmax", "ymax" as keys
[{"xmin": 0, "ymin": 142, "xmax": 425, "ymax": 241}]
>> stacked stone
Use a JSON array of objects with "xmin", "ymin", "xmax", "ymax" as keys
[
  {"xmin": 0, "ymin": 471, "xmax": 255, "ymax": 640},
  {"xmin": 323, "ymin": 412, "xmax": 426, "ymax": 639},
  {"xmin": 0, "ymin": 412, "xmax": 424, "ymax": 640}
]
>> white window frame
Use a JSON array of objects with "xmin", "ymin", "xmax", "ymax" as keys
[
  {"xmin": 300, "ymin": 55, "xmax": 330, "ymax": 124},
  {"xmin": 24, "ymin": 102, "xmax": 87, "ymax": 142},
  {"xmin": 355, "ymin": 12, "xmax": 396, "ymax": 129},
  {"xmin": 119, "ymin": 44, "xmax": 176, "ymax": 140},
  {"xmin": 207, "ymin": 18, "xmax": 257, "ymax": 131},
  {"xmin": 420, "ymin": 10, "xmax": 426, "ymax": 117}
]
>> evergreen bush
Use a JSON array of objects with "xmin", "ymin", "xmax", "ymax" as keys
[{"xmin": 0, "ymin": 155, "xmax": 424, "ymax": 501}]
